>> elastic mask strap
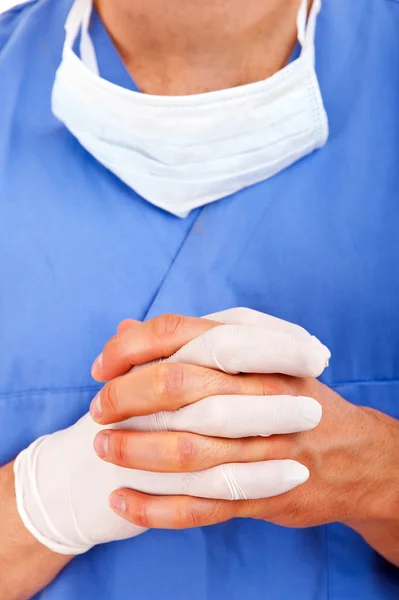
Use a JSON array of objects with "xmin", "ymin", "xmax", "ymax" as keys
[
  {"xmin": 64, "ymin": 0, "xmax": 99, "ymax": 75},
  {"xmin": 297, "ymin": 0, "xmax": 322, "ymax": 61}
]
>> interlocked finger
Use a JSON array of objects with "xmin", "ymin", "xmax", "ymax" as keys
[
  {"xmin": 168, "ymin": 322, "xmax": 330, "ymax": 378},
  {"xmin": 126, "ymin": 394, "xmax": 322, "ymax": 438}
]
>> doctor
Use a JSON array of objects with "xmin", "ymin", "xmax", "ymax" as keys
[{"xmin": 0, "ymin": 0, "xmax": 398, "ymax": 599}]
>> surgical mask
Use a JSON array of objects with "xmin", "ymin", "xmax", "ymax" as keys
[{"xmin": 52, "ymin": 0, "xmax": 328, "ymax": 217}]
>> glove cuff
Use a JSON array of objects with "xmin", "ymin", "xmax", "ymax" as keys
[{"xmin": 14, "ymin": 438, "xmax": 92, "ymax": 555}]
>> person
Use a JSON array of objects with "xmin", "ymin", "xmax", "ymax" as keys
[{"xmin": 0, "ymin": 0, "xmax": 398, "ymax": 598}]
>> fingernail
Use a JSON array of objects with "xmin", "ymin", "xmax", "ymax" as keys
[
  {"xmin": 91, "ymin": 353, "xmax": 103, "ymax": 377},
  {"xmin": 284, "ymin": 461, "xmax": 310, "ymax": 486},
  {"xmin": 94, "ymin": 432, "xmax": 109, "ymax": 457},
  {"xmin": 90, "ymin": 392, "xmax": 102, "ymax": 419},
  {"xmin": 110, "ymin": 493, "xmax": 126, "ymax": 514},
  {"xmin": 298, "ymin": 396, "xmax": 322, "ymax": 428}
]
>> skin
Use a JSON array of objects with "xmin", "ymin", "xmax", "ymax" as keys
[
  {"xmin": 94, "ymin": 0, "xmax": 306, "ymax": 95},
  {"xmin": 0, "ymin": 463, "xmax": 71, "ymax": 600},
  {"xmin": 90, "ymin": 315, "xmax": 399, "ymax": 567}
]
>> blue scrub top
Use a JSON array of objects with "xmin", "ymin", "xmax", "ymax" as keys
[{"xmin": 0, "ymin": 0, "xmax": 398, "ymax": 598}]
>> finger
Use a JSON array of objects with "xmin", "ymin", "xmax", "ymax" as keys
[
  {"xmin": 92, "ymin": 314, "xmax": 219, "ymax": 381},
  {"xmin": 109, "ymin": 490, "xmax": 250, "ymax": 529},
  {"xmin": 90, "ymin": 362, "xmax": 245, "ymax": 424},
  {"xmin": 204, "ymin": 307, "xmax": 328, "ymax": 351},
  {"xmin": 128, "ymin": 395, "xmax": 322, "ymax": 438},
  {"xmin": 168, "ymin": 323, "xmax": 330, "ymax": 378},
  {"xmin": 109, "ymin": 460, "xmax": 309, "ymax": 501},
  {"xmin": 93, "ymin": 429, "xmax": 288, "ymax": 472},
  {"xmin": 167, "ymin": 460, "xmax": 309, "ymax": 500},
  {"xmin": 109, "ymin": 490, "xmax": 248, "ymax": 529}
]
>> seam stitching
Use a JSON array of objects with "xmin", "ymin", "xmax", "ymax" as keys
[{"xmin": 0, "ymin": 385, "xmax": 101, "ymax": 399}]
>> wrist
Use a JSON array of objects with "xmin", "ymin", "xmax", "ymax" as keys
[
  {"xmin": 341, "ymin": 408, "xmax": 399, "ymax": 566},
  {"xmin": 14, "ymin": 429, "xmax": 95, "ymax": 555},
  {"xmin": 345, "ymin": 514, "xmax": 399, "ymax": 567},
  {"xmin": 0, "ymin": 461, "xmax": 71, "ymax": 600},
  {"xmin": 344, "ymin": 407, "xmax": 399, "ymax": 525}
]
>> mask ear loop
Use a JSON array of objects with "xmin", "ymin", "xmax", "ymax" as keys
[
  {"xmin": 63, "ymin": 0, "xmax": 85, "ymax": 53},
  {"xmin": 297, "ymin": 0, "xmax": 322, "ymax": 64},
  {"xmin": 63, "ymin": 0, "xmax": 99, "ymax": 75},
  {"xmin": 80, "ymin": 0, "xmax": 100, "ymax": 75}
]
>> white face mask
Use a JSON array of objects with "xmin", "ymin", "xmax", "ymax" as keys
[{"xmin": 52, "ymin": 0, "xmax": 328, "ymax": 217}]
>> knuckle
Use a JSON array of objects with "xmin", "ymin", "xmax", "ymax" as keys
[
  {"xmin": 184, "ymin": 501, "xmax": 204, "ymax": 528},
  {"xmin": 105, "ymin": 379, "xmax": 120, "ymax": 414},
  {"xmin": 260, "ymin": 376, "xmax": 280, "ymax": 397},
  {"xmin": 102, "ymin": 334, "xmax": 120, "ymax": 361},
  {"xmin": 176, "ymin": 433, "xmax": 198, "ymax": 470},
  {"xmin": 152, "ymin": 363, "xmax": 185, "ymax": 402},
  {"xmin": 185, "ymin": 499, "xmax": 228, "ymax": 527},
  {"xmin": 259, "ymin": 374, "xmax": 289, "ymax": 397},
  {"xmin": 113, "ymin": 433, "xmax": 129, "ymax": 464},
  {"xmin": 117, "ymin": 319, "xmax": 134, "ymax": 333},
  {"xmin": 152, "ymin": 313, "xmax": 182, "ymax": 341},
  {"xmin": 203, "ymin": 368, "xmax": 234, "ymax": 394},
  {"xmin": 130, "ymin": 500, "xmax": 151, "ymax": 528}
]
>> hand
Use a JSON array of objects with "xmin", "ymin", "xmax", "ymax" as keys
[
  {"xmin": 91, "ymin": 309, "xmax": 399, "ymax": 562},
  {"xmin": 97, "ymin": 377, "xmax": 383, "ymax": 529},
  {"xmin": 14, "ymin": 309, "xmax": 328, "ymax": 554},
  {"xmin": 89, "ymin": 308, "xmax": 333, "ymax": 518}
]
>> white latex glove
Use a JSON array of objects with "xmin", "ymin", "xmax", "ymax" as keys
[
  {"xmin": 14, "ymin": 308, "xmax": 330, "ymax": 555},
  {"xmin": 171, "ymin": 307, "xmax": 330, "ymax": 377}
]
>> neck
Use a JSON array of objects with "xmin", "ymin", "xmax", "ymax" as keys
[{"xmin": 94, "ymin": 0, "xmax": 308, "ymax": 95}]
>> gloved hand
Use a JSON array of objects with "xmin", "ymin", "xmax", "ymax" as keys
[{"xmin": 14, "ymin": 308, "xmax": 330, "ymax": 555}]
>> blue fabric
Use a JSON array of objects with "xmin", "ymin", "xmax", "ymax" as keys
[{"xmin": 0, "ymin": 0, "xmax": 398, "ymax": 598}]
